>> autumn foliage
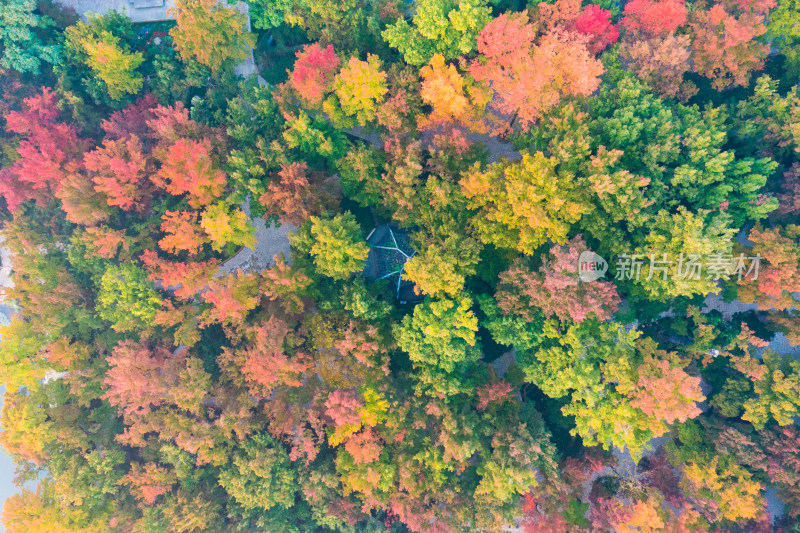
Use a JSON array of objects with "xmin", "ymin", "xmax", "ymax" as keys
[
  {"xmin": 688, "ymin": 0, "xmax": 774, "ymax": 89},
  {"xmin": 289, "ymin": 43, "xmax": 341, "ymax": 107},
  {"xmin": 495, "ymin": 237, "xmax": 621, "ymax": 323},
  {"xmin": 621, "ymin": 0, "xmax": 687, "ymax": 36},
  {"xmin": 155, "ymin": 139, "xmax": 226, "ymax": 208},
  {"xmin": 83, "ymin": 135, "xmax": 153, "ymax": 212},
  {"xmin": 469, "ymin": 10, "xmax": 603, "ymax": 130},
  {"xmin": 259, "ymin": 162, "xmax": 338, "ymax": 226},
  {"xmin": 169, "ymin": 0, "xmax": 255, "ymax": 72},
  {"xmin": 0, "ymin": 88, "xmax": 87, "ymax": 212},
  {"xmin": 3, "ymin": 1, "xmax": 800, "ymax": 531}
]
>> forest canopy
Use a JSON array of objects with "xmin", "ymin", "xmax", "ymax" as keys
[{"xmin": 1, "ymin": 0, "xmax": 800, "ymax": 531}]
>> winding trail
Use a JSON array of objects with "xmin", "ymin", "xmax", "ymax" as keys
[{"xmin": 0, "ymin": 236, "xmax": 13, "ymax": 302}]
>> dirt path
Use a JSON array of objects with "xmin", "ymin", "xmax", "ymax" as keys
[
  {"xmin": 218, "ymin": 203, "xmax": 295, "ymax": 275},
  {"xmin": 346, "ymin": 126, "xmax": 523, "ymax": 164}
]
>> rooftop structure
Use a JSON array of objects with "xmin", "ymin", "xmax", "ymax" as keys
[
  {"xmin": 363, "ymin": 224, "xmax": 421, "ymax": 304},
  {"xmin": 53, "ymin": 0, "xmax": 176, "ymax": 22}
]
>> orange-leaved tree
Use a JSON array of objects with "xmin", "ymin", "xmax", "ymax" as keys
[{"xmin": 469, "ymin": 10, "xmax": 603, "ymax": 131}]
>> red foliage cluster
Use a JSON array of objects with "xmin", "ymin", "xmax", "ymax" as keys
[
  {"xmin": 476, "ymin": 381, "xmax": 515, "ymax": 411},
  {"xmin": 496, "ymin": 236, "xmax": 621, "ymax": 323},
  {"xmin": 260, "ymin": 162, "xmax": 338, "ymax": 226},
  {"xmin": 325, "ymin": 389, "xmax": 364, "ymax": 427},
  {"xmin": 122, "ymin": 464, "xmax": 176, "ymax": 505},
  {"xmin": 103, "ymin": 341, "xmax": 189, "ymax": 416},
  {"xmin": 344, "ymin": 428, "xmax": 383, "ymax": 464},
  {"xmin": 572, "ymin": 4, "xmax": 619, "ymax": 54},
  {"xmin": 239, "ymin": 318, "xmax": 311, "ymax": 394},
  {"xmin": 470, "ymin": 10, "xmax": 604, "ymax": 130},
  {"xmin": 290, "ymin": 43, "xmax": 341, "ymax": 107},
  {"xmin": 140, "ymin": 249, "xmax": 219, "ymax": 300},
  {"xmin": 0, "ymin": 88, "xmax": 88, "ymax": 211},
  {"xmin": 83, "ymin": 135, "xmax": 153, "ymax": 212},
  {"xmin": 100, "ymin": 94, "xmax": 158, "ymax": 140},
  {"xmin": 154, "ymin": 138, "xmax": 226, "ymax": 209},
  {"xmin": 688, "ymin": 0, "xmax": 774, "ymax": 89},
  {"xmin": 622, "ymin": 0, "xmax": 687, "ymax": 36},
  {"xmin": 158, "ymin": 210, "xmax": 207, "ymax": 256},
  {"xmin": 84, "ymin": 226, "xmax": 129, "ymax": 259},
  {"xmin": 630, "ymin": 358, "xmax": 704, "ymax": 424},
  {"xmin": 200, "ymin": 270, "xmax": 260, "ymax": 326}
]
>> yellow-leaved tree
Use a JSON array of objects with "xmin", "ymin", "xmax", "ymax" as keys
[{"xmin": 170, "ymin": 0, "xmax": 255, "ymax": 72}]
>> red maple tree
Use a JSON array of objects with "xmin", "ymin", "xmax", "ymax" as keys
[
  {"xmin": 495, "ymin": 236, "xmax": 621, "ymax": 323},
  {"xmin": 469, "ymin": 12, "xmax": 603, "ymax": 130},
  {"xmin": 622, "ymin": 0, "xmax": 688, "ymax": 36},
  {"xmin": 83, "ymin": 135, "xmax": 154, "ymax": 212},
  {"xmin": 0, "ymin": 88, "xmax": 88, "ymax": 212},
  {"xmin": 259, "ymin": 162, "xmax": 337, "ymax": 226},
  {"xmin": 289, "ymin": 43, "xmax": 341, "ymax": 107},
  {"xmin": 154, "ymin": 139, "xmax": 226, "ymax": 208}
]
